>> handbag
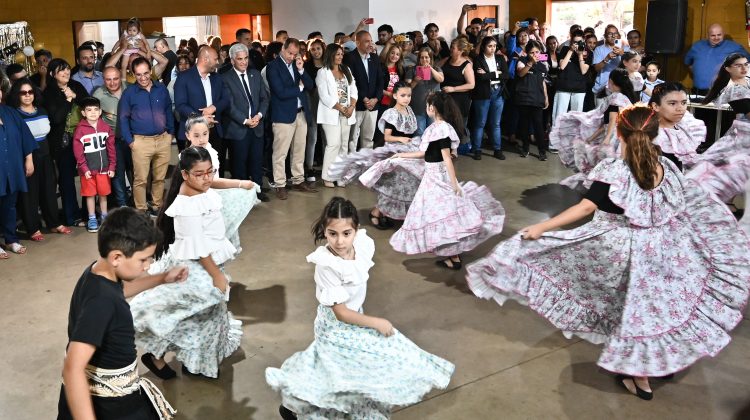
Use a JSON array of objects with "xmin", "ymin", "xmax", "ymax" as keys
[{"xmin": 60, "ymin": 103, "xmax": 81, "ymax": 149}]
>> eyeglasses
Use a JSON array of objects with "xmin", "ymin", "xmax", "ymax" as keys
[
  {"xmin": 19, "ymin": 90, "xmax": 34, "ymax": 96},
  {"xmin": 605, "ymin": 32, "xmax": 618, "ymax": 38},
  {"xmin": 187, "ymin": 169, "xmax": 217, "ymax": 179},
  {"xmin": 730, "ymin": 62, "xmax": 750, "ymax": 68}
]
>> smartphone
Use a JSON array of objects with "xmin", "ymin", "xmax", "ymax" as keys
[
  {"xmin": 364, "ymin": 17, "xmax": 374, "ymax": 24},
  {"xmin": 519, "ymin": 21, "xmax": 529, "ymax": 28},
  {"xmin": 417, "ymin": 66, "xmax": 432, "ymax": 81},
  {"xmin": 490, "ymin": 28, "xmax": 503, "ymax": 36},
  {"xmin": 537, "ymin": 53, "xmax": 548, "ymax": 61},
  {"xmin": 484, "ymin": 18, "xmax": 497, "ymax": 25},
  {"xmin": 614, "ymin": 39, "xmax": 622, "ymax": 48}
]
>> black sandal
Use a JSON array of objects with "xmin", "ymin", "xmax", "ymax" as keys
[
  {"xmin": 436, "ymin": 257, "xmax": 462, "ymax": 270},
  {"xmin": 616, "ymin": 374, "xmax": 653, "ymax": 400},
  {"xmin": 369, "ymin": 210, "xmax": 391, "ymax": 230},
  {"xmin": 140, "ymin": 353, "xmax": 176, "ymax": 380},
  {"xmin": 279, "ymin": 405, "xmax": 298, "ymax": 420}
]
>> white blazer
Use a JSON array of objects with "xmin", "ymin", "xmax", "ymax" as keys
[{"xmin": 316, "ymin": 67, "xmax": 358, "ymax": 126}]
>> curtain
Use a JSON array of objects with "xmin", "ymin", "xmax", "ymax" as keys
[{"xmin": 197, "ymin": 16, "xmax": 219, "ymax": 44}]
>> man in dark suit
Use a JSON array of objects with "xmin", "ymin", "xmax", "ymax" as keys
[
  {"xmin": 343, "ymin": 30, "xmax": 384, "ymax": 152},
  {"xmin": 174, "ymin": 46, "xmax": 230, "ymax": 175},
  {"xmin": 266, "ymin": 38, "xmax": 317, "ymax": 200},
  {"xmin": 222, "ymin": 43, "xmax": 270, "ymax": 201}
]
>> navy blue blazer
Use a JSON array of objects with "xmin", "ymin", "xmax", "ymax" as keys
[
  {"xmin": 343, "ymin": 49, "xmax": 384, "ymax": 111},
  {"xmin": 173, "ymin": 66, "xmax": 230, "ymax": 140},
  {"xmin": 266, "ymin": 56, "xmax": 314, "ymax": 124}
]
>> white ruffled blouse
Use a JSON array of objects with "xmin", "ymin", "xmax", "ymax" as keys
[
  {"xmin": 165, "ymin": 189, "xmax": 236, "ymax": 265},
  {"xmin": 305, "ymin": 230, "xmax": 375, "ymax": 312}
]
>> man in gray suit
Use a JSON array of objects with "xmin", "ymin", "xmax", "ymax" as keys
[{"xmin": 223, "ymin": 43, "xmax": 270, "ymax": 201}]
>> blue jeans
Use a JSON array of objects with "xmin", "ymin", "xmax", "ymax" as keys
[
  {"xmin": 111, "ymin": 138, "xmax": 133, "ymax": 207},
  {"xmin": 415, "ymin": 114, "xmax": 433, "ymax": 135},
  {"xmin": 470, "ymin": 87, "xmax": 505, "ymax": 151}
]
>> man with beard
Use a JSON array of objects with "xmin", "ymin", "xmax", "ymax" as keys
[
  {"xmin": 174, "ymin": 46, "xmax": 230, "ymax": 176},
  {"xmin": 72, "ymin": 44, "xmax": 104, "ymax": 94}
]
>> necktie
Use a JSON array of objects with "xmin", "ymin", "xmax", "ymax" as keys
[{"xmin": 240, "ymin": 73, "xmax": 254, "ymax": 115}]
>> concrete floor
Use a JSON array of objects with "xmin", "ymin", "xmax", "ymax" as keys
[{"xmin": 2, "ymin": 149, "xmax": 749, "ymax": 420}]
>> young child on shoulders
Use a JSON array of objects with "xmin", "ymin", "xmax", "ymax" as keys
[
  {"xmin": 72, "ymin": 96, "xmax": 115, "ymax": 233},
  {"xmin": 58, "ymin": 207, "xmax": 183, "ymax": 419},
  {"xmin": 120, "ymin": 18, "xmax": 145, "ymax": 77}
]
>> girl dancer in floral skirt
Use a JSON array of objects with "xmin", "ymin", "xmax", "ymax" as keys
[
  {"xmin": 550, "ymin": 68, "xmax": 638, "ymax": 190},
  {"xmin": 130, "ymin": 147, "xmax": 253, "ymax": 379},
  {"xmin": 467, "ymin": 105, "xmax": 750, "ymax": 400},
  {"xmin": 389, "ymin": 92, "xmax": 505, "ymax": 269},
  {"xmin": 266, "ymin": 197, "xmax": 454, "ymax": 419}
]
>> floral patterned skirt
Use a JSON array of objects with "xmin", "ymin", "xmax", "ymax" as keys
[
  {"xmin": 559, "ymin": 128, "xmax": 618, "ymax": 191},
  {"xmin": 390, "ymin": 162, "xmax": 505, "ymax": 256},
  {"xmin": 265, "ymin": 305, "xmax": 454, "ymax": 419},
  {"xmin": 359, "ymin": 158, "xmax": 425, "ymax": 220},
  {"xmin": 467, "ymin": 185, "xmax": 750, "ymax": 377},
  {"xmin": 130, "ymin": 255, "xmax": 242, "ymax": 378},
  {"xmin": 215, "ymin": 186, "xmax": 260, "ymax": 252},
  {"xmin": 326, "ymin": 139, "xmax": 420, "ymax": 186}
]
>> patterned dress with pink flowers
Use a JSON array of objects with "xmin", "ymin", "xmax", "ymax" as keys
[
  {"xmin": 653, "ymin": 111, "xmax": 706, "ymax": 170},
  {"xmin": 389, "ymin": 121, "xmax": 505, "ymax": 257},
  {"xmin": 549, "ymin": 92, "xmax": 633, "ymax": 190},
  {"xmin": 467, "ymin": 157, "xmax": 750, "ymax": 377},
  {"xmin": 685, "ymin": 79, "xmax": 750, "ymax": 202}
]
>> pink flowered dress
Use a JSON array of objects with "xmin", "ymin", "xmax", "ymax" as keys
[
  {"xmin": 686, "ymin": 78, "xmax": 750, "ymax": 202},
  {"xmin": 652, "ymin": 111, "xmax": 706, "ymax": 169},
  {"xmin": 389, "ymin": 121, "xmax": 505, "ymax": 256},
  {"xmin": 549, "ymin": 92, "xmax": 633, "ymax": 190},
  {"xmin": 467, "ymin": 157, "xmax": 750, "ymax": 377}
]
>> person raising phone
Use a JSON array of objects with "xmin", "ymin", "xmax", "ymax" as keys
[{"xmin": 592, "ymin": 24, "xmax": 629, "ymax": 107}]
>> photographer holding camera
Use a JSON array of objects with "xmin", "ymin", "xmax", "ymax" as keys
[{"xmin": 552, "ymin": 29, "xmax": 591, "ymax": 124}]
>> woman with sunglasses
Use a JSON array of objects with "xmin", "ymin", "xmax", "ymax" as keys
[
  {"xmin": 0, "ymin": 81, "xmax": 39, "ymax": 259},
  {"xmin": 9, "ymin": 78, "xmax": 71, "ymax": 244}
]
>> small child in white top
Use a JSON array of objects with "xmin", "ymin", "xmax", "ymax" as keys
[{"xmin": 641, "ymin": 61, "xmax": 664, "ymax": 103}]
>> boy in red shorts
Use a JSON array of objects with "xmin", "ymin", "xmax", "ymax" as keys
[{"xmin": 73, "ymin": 96, "xmax": 115, "ymax": 232}]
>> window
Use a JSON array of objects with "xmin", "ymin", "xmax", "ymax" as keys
[
  {"xmin": 550, "ymin": 0, "xmax": 635, "ymax": 42},
  {"xmin": 162, "ymin": 16, "xmax": 219, "ymax": 45}
]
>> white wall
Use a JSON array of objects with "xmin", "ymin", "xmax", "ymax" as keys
[
  {"xmin": 369, "ymin": 0, "xmax": 509, "ymax": 41},
  {"xmin": 272, "ymin": 0, "xmax": 368, "ymax": 41},
  {"xmin": 271, "ymin": 0, "xmax": 509, "ymax": 43}
]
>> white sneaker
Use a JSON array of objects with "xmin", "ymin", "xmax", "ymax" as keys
[{"xmin": 306, "ymin": 176, "xmax": 316, "ymax": 182}]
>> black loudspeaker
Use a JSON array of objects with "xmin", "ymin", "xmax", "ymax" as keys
[{"xmin": 645, "ymin": 0, "xmax": 687, "ymax": 54}]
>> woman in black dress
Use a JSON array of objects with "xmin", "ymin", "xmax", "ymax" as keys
[{"xmin": 441, "ymin": 37, "xmax": 475, "ymax": 155}]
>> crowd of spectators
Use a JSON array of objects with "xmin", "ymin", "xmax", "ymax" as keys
[{"xmin": 0, "ymin": 7, "xmax": 748, "ymax": 259}]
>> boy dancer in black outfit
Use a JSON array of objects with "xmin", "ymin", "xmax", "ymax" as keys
[{"xmin": 58, "ymin": 207, "xmax": 186, "ymax": 420}]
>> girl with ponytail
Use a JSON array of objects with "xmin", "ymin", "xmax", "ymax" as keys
[
  {"xmin": 550, "ymin": 67, "xmax": 636, "ymax": 190},
  {"xmin": 389, "ymin": 91, "xmax": 505, "ymax": 269},
  {"xmin": 266, "ymin": 197, "xmax": 454, "ymax": 419},
  {"xmin": 130, "ymin": 146, "xmax": 245, "ymax": 380},
  {"xmin": 468, "ymin": 104, "xmax": 750, "ymax": 401},
  {"xmin": 326, "ymin": 82, "xmax": 423, "ymax": 229}
]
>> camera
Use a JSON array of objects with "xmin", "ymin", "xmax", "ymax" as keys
[{"xmin": 576, "ymin": 40, "xmax": 585, "ymax": 50}]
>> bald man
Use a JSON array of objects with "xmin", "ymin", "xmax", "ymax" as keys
[
  {"xmin": 685, "ymin": 24, "xmax": 750, "ymax": 93},
  {"xmin": 174, "ymin": 46, "xmax": 231, "ymax": 175}
]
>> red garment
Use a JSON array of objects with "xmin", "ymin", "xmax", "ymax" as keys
[
  {"xmin": 381, "ymin": 66, "xmax": 399, "ymax": 106},
  {"xmin": 72, "ymin": 118, "xmax": 116, "ymax": 176}
]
